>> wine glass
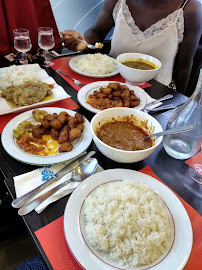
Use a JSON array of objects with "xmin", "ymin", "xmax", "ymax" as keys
[
  {"xmin": 188, "ymin": 164, "xmax": 202, "ymax": 184},
  {"xmin": 13, "ymin": 29, "xmax": 32, "ymax": 64},
  {"xmin": 38, "ymin": 27, "xmax": 55, "ymax": 67}
]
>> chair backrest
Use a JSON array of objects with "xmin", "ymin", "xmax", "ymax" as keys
[{"xmin": 0, "ymin": 0, "xmax": 61, "ymax": 57}]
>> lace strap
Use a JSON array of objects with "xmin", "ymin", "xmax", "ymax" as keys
[{"xmin": 181, "ymin": 0, "xmax": 189, "ymax": 9}]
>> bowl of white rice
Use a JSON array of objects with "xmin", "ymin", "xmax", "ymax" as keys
[
  {"xmin": 69, "ymin": 53, "xmax": 118, "ymax": 77},
  {"xmin": 81, "ymin": 180, "xmax": 174, "ymax": 269}
]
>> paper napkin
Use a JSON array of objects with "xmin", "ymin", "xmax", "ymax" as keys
[{"xmin": 14, "ymin": 152, "xmax": 87, "ymax": 214}]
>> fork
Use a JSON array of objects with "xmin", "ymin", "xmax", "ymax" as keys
[{"xmin": 55, "ymin": 69, "xmax": 85, "ymax": 86}]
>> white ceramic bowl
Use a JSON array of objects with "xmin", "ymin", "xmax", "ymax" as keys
[
  {"xmin": 90, "ymin": 107, "xmax": 163, "ymax": 163},
  {"xmin": 117, "ymin": 53, "xmax": 161, "ymax": 85}
]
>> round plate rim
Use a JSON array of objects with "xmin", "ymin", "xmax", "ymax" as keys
[
  {"xmin": 1, "ymin": 107, "xmax": 92, "ymax": 165},
  {"xmin": 69, "ymin": 55, "xmax": 119, "ymax": 78},
  {"xmin": 77, "ymin": 81, "xmax": 147, "ymax": 114},
  {"xmin": 63, "ymin": 169, "xmax": 193, "ymax": 270}
]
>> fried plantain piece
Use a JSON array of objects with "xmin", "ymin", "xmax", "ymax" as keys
[
  {"xmin": 59, "ymin": 142, "xmax": 73, "ymax": 152},
  {"xmin": 32, "ymin": 124, "xmax": 45, "ymax": 138},
  {"xmin": 33, "ymin": 109, "xmax": 48, "ymax": 122},
  {"xmin": 50, "ymin": 118, "xmax": 63, "ymax": 130},
  {"xmin": 69, "ymin": 128, "xmax": 81, "ymax": 142},
  {"xmin": 58, "ymin": 129, "xmax": 69, "ymax": 144}
]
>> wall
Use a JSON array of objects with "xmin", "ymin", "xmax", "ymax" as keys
[{"xmin": 49, "ymin": 0, "xmax": 113, "ymax": 39}]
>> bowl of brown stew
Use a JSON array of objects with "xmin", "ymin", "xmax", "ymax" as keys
[
  {"xmin": 117, "ymin": 53, "xmax": 161, "ymax": 85},
  {"xmin": 90, "ymin": 107, "xmax": 163, "ymax": 163}
]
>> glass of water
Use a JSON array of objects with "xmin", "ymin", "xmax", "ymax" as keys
[
  {"xmin": 13, "ymin": 29, "xmax": 32, "ymax": 64},
  {"xmin": 38, "ymin": 27, "xmax": 55, "ymax": 67}
]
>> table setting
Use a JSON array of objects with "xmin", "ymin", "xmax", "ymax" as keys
[{"xmin": 0, "ymin": 30, "xmax": 202, "ymax": 270}]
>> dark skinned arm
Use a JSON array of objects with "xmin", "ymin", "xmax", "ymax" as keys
[
  {"xmin": 174, "ymin": 0, "xmax": 202, "ymax": 94},
  {"xmin": 59, "ymin": 0, "xmax": 117, "ymax": 51},
  {"xmin": 84, "ymin": 0, "xmax": 117, "ymax": 43}
]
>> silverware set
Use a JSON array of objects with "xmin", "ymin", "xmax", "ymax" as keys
[{"xmin": 12, "ymin": 151, "xmax": 97, "ymax": 215}]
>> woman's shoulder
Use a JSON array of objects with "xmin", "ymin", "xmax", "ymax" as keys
[{"xmin": 184, "ymin": 0, "xmax": 202, "ymax": 18}]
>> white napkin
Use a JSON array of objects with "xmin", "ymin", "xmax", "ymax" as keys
[
  {"xmin": 140, "ymin": 89, "xmax": 162, "ymax": 110},
  {"xmin": 14, "ymin": 152, "xmax": 102, "ymax": 214}
]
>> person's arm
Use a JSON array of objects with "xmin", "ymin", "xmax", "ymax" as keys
[
  {"xmin": 84, "ymin": 0, "xmax": 117, "ymax": 43},
  {"xmin": 174, "ymin": 0, "xmax": 202, "ymax": 94},
  {"xmin": 59, "ymin": 0, "xmax": 118, "ymax": 51}
]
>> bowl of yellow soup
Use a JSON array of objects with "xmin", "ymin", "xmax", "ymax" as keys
[{"xmin": 117, "ymin": 53, "xmax": 161, "ymax": 85}]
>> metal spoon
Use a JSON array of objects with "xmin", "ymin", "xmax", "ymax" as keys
[
  {"xmin": 77, "ymin": 39, "xmax": 98, "ymax": 49},
  {"xmin": 144, "ymin": 124, "xmax": 196, "ymax": 140},
  {"xmin": 18, "ymin": 158, "xmax": 98, "ymax": 216}
]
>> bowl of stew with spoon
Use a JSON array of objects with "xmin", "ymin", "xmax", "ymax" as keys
[{"xmin": 90, "ymin": 107, "xmax": 163, "ymax": 163}]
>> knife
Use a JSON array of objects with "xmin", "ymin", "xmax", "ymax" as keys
[
  {"xmin": 144, "ymin": 94, "xmax": 173, "ymax": 109},
  {"xmin": 18, "ymin": 158, "xmax": 98, "ymax": 216},
  {"xmin": 144, "ymin": 104, "xmax": 178, "ymax": 113},
  {"xmin": 11, "ymin": 151, "xmax": 95, "ymax": 208}
]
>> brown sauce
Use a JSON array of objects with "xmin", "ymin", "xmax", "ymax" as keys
[
  {"xmin": 121, "ymin": 59, "xmax": 155, "ymax": 70},
  {"xmin": 96, "ymin": 121, "xmax": 153, "ymax": 151}
]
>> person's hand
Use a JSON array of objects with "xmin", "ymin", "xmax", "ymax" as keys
[{"xmin": 59, "ymin": 30, "xmax": 87, "ymax": 51}]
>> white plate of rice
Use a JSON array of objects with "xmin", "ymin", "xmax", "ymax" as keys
[
  {"xmin": 64, "ymin": 169, "xmax": 193, "ymax": 270},
  {"xmin": 77, "ymin": 81, "xmax": 147, "ymax": 113},
  {"xmin": 0, "ymin": 64, "xmax": 70, "ymax": 115},
  {"xmin": 1, "ymin": 107, "xmax": 92, "ymax": 165},
  {"xmin": 69, "ymin": 54, "xmax": 119, "ymax": 78}
]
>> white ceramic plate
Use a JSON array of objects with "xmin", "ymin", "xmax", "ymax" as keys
[
  {"xmin": 69, "ymin": 55, "xmax": 119, "ymax": 78},
  {"xmin": 0, "ymin": 64, "xmax": 70, "ymax": 115},
  {"xmin": 64, "ymin": 169, "xmax": 193, "ymax": 270},
  {"xmin": 1, "ymin": 107, "xmax": 92, "ymax": 165},
  {"xmin": 77, "ymin": 81, "xmax": 147, "ymax": 113}
]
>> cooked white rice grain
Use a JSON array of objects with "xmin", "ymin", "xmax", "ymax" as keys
[
  {"xmin": 84, "ymin": 180, "xmax": 172, "ymax": 268},
  {"xmin": 75, "ymin": 53, "xmax": 117, "ymax": 75},
  {"xmin": 0, "ymin": 65, "xmax": 40, "ymax": 91}
]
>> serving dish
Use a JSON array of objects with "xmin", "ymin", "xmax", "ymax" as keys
[
  {"xmin": 1, "ymin": 107, "xmax": 92, "ymax": 165},
  {"xmin": 77, "ymin": 81, "xmax": 147, "ymax": 113},
  {"xmin": 0, "ymin": 64, "xmax": 70, "ymax": 115},
  {"xmin": 90, "ymin": 107, "xmax": 163, "ymax": 163},
  {"xmin": 117, "ymin": 53, "xmax": 161, "ymax": 85},
  {"xmin": 64, "ymin": 169, "xmax": 193, "ymax": 270},
  {"xmin": 69, "ymin": 55, "xmax": 119, "ymax": 78}
]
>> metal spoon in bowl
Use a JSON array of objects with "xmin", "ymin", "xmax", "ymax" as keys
[
  {"xmin": 18, "ymin": 158, "xmax": 98, "ymax": 216},
  {"xmin": 144, "ymin": 123, "xmax": 196, "ymax": 140}
]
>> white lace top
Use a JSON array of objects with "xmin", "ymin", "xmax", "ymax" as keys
[
  {"xmin": 113, "ymin": 0, "xmax": 185, "ymax": 43},
  {"xmin": 110, "ymin": 0, "xmax": 189, "ymax": 86}
]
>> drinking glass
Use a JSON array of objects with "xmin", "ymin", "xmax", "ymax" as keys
[
  {"xmin": 188, "ymin": 164, "xmax": 202, "ymax": 184},
  {"xmin": 38, "ymin": 27, "xmax": 55, "ymax": 67},
  {"xmin": 13, "ymin": 29, "xmax": 32, "ymax": 64}
]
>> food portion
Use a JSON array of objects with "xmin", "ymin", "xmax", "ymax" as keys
[
  {"xmin": 121, "ymin": 58, "xmax": 157, "ymax": 70},
  {"xmin": 13, "ymin": 109, "xmax": 85, "ymax": 156},
  {"xmin": 97, "ymin": 121, "xmax": 153, "ymax": 150},
  {"xmin": 74, "ymin": 53, "xmax": 117, "ymax": 75},
  {"xmin": 95, "ymin": 42, "xmax": 104, "ymax": 49},
  {"xmin": 0, "ymin": 65, "xmax": 54, "ymax": 106},
  {"xmin": 84, "ymin": 180, "xmax": 173, "ymax": 268},
  {"xmin": 87, "ymin": 82, "xmax": 140, "ymax": 110},
  {"xmin": 1, "ymin": 82, "xmax": 54, "ymax": 106}
]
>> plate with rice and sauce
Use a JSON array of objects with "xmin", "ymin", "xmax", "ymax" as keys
[
  {"xmin": 69, "ymin": 53, "xmax": 119, "ymax": 78},
  {"xmin": 64, "ymin": 169, "xmax": 193, "ymax": 270},
  {"xmin": 0, "ymin": 64, "xmax": 70, "ymax": 115}
]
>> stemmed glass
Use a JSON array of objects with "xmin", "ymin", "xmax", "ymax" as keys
[
  {"xmin": 188, "ymin": 164, "xmax": 202, "ymax": 184},
  {"xmin": 13, "ymin": 29, "xmax": 32, "ymax": 64},
  {"xmin": 38, "ymin": 27, "xmax": 55, "ymax": 67}
]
